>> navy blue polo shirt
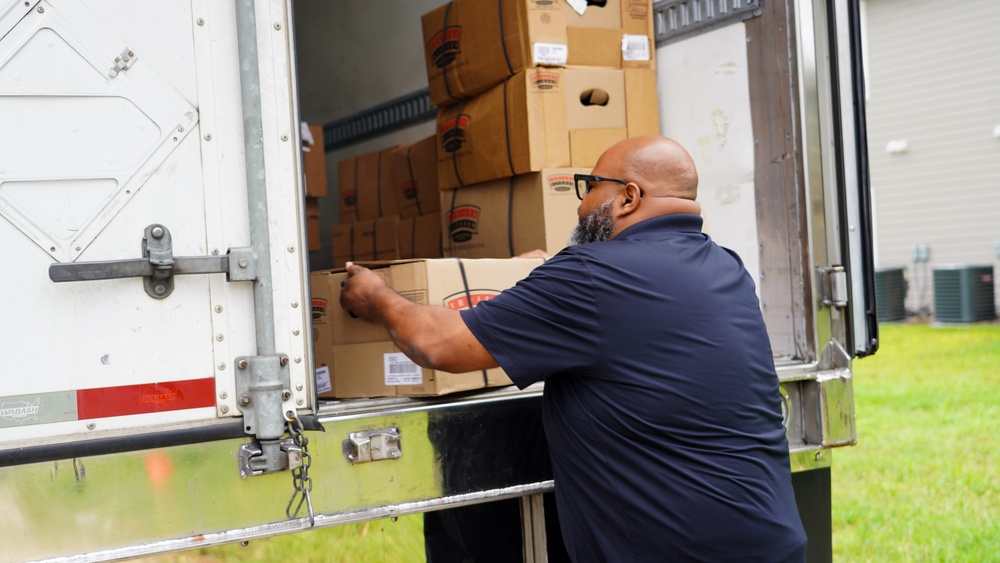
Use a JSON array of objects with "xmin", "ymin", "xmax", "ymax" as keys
[{"xmin": 461, "ymin": 214, "xmax": 807, "ymax": 562}]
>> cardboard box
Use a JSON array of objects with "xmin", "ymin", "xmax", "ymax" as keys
[
  {"xmin": 436, "ymin": 68, "xmax": 659, "ymax": 190},
  {"xmin": 306, "ymin": 198, "xmax": 321, "ymax": 252},
  {"xmin": 565, "ymin": 0, "xmax": 655, "ymax": 70},
  {"xmin": 422, "ymin": 0, "xmax": 562, "ymax": 108},
  {"xmin": 310, "ymin": 258, "xmax": 544, "ymax": 398},
  {"xmin": 357, "ymin": 146, "xmax": 402, "ymax": 220},
  {"xmin": 337, "ymin": 146, "xmax": 402, "ymax": 223},
  {"xmin": 330, "ymin": 216, "xmax": 399, "ymax": 268},
  {"xmin": 302, "ymin": 124, "xmax": 328, "ymax": 197},
  {"xmin": 440, "ymin": 169, "xmax": 586, "ymax": 258},
  {"xmin": 388, "ymin": 136, "xmax": 440, "ymax": 219},
  {"xmin": 398, "ymin": 212, "xmax": 443, "ymax": 260},
  {"xmin": 421, "ymin": 0, "xmax": 655, "ymax": 108},
  {"xmin": 337, "ymin": 157, "xmax": 360, "ymax": 223},
  {"xmin": 332, "ymin": 222, "xmax": 354, "ymax": 267},
  {"xmin": 328, "ymin": 341, "xmax": 514, "ymax": 398}
]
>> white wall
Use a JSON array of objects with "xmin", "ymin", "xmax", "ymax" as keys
[{"xmin": 864, "ymin": 0, "xmax": 1000, "ymax": 314}]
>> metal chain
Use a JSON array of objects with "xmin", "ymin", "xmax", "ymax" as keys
[{"xmin": 286, "ymin": 416, "xmax": 315, "ymax": 526}]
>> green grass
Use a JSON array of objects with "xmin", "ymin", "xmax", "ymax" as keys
[{"xmin": 833, "ymin": 321, "xmax": 1000, "ymax": 561}]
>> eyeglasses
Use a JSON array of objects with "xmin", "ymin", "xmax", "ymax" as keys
[{"xmin": 574, "ymin": 174, "xmax": 629, "ymax": 200}]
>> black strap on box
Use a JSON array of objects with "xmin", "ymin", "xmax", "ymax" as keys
[
  {"xmin": 353, "ymin": 157, "xmax": 361, "ymax": 222},
  {"xmin": 502, "ymin": 77, "xmax": 515, "ymax": 177},
  {"xmin": 409, "ymin": 215, "xmax": 417, "ymax": 258},
  {"xmin": 497, "ymin": 0, "xmax": 514, "ymax": 77},
  {"xmin": 453, "ymin": 257, "xmax": 490, "ymax": 388},
  {"xmin": 441, "ymin": 2, "xmax": 459, "ymax": 103},
  {"xmin": 446, "ymin": 189, "xmax": 458, "ymax": 255},
  {"xmin": 348, "ymin": 223, "xmax": 356, "ymax": 263},
  {"xmin": 405, "ymin": 144, "xmax": 424, "ymax": 216},
  {"xmin": 375, "ymin": 150, "xmax": 384, "ymax": 217},
  {"xmin": 507, "ymin": 177, "xmax": 515, "ymax": 257},
  {"xmin": 449, "ymin": 97, "xmax": 468, "ymax": 188}
]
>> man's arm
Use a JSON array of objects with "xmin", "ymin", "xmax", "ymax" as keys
[{"xmin": 339, "ymin": 262, "xmax": 499, "ymax": 373}]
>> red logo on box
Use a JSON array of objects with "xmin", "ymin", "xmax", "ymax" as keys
[
  {"xmin": 446, "ymin": 205, "xmax": 480, "ymax": 242},
  {"xmin": 443, "ymin": 290, "xmax": 501, "ymax": 311},
  {"xmin": 531, "ymin": 72, "xmax": 559, "ymax": 91},
  {"xmin": 312, "ymin": 298, "xmax": 327, "ymax": 320},
  {"xmin": 402, "ymin": 180, "xmax": 417, "ymax": 200},
  {"xmin": 547, "ymin": 175, "xmax": 574, "ymax": 192},
  {"xmin": 440, "ymin": 114, "xmax": 471, "ymax": 152},
  {"xmin": 343, "ymin": 190, "xmax": 357, "ymax": 207},
  {"xmin": 429, "ymin": 26, "xmax": 462, "ymax": 68}
]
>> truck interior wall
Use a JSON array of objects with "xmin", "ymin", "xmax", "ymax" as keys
[{"xmin": 293, "ymin": 1, "xmax": 443, "ymax": 271}]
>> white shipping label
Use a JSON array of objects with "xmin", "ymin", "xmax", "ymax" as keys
[
  {"xmin": 566, "ymin": 0, "xmax": 588, "ymax": 16},
  {"xmin": 384, "ymin": 353, "xmax": 422, "ymax": 385},
  {"xmin": 622, "ymin": 34, "xmax": 651, "ymax": 62},
  {"xmin": 533, "ymin": 43, "xmax": 568, "ymax": 66},
  {"xmin": 315, "ymin": 366, "xmax": 332, "ymax": 394}
]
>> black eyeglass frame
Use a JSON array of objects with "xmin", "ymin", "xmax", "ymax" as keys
[{"xmin": 574, "ymin": 174, "xmax": 630, "ymax": 200}]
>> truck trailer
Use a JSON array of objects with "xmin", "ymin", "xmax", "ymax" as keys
[{"xmin": 0, "ymin": 0, "xmax": 877, "ymax": 560}]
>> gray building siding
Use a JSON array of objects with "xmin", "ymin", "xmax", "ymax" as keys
[{"xmin": 864, "ymin": 0, "xmax": 1000, "ymax": 314}]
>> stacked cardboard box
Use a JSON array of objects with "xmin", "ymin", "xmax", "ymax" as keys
[
  {"xmin": 421, "ymin": 0, "xmax": 655, "ymax": 107},
  {"xmin": 422, "ymin": 0, "xmax": 659, "ymax": 258},
  {"xmin": 386, "ymin": 136, "xmax": 443, "ymax": 260},
  {"xmin": 332, "ymin": 146, "xmax": 400, "ymax": 267},
  {"xmin": 441, "ymin": 168, "xmax": 589, "ymax": 258},
  {"xmin": 302, "ymin": 123, "xmax": 327, "ymax": 252},
  {"xmin": 330, "ymin": 136, "xmax": 445, "ymax": 268},
  {"xmin": 311, "ymin": 258, "xmax": 543, "ymax": 398},
  {"xmin": 435, "ymin": 67, "xmax": 659, "ymax": 190}
]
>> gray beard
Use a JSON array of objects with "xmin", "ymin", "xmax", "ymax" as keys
[{"xmin": 569, "ymin": 199, "xmax": 615, "ymax": 246}]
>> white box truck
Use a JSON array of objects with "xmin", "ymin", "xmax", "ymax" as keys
[{"xmin": 0, "ymin": 0, "xmax": 877, "ymax": 560}]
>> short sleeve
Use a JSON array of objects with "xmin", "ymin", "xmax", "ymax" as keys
[{"xmin": 460, "ymin": 252, "xmax": 601, "ymax": 388}]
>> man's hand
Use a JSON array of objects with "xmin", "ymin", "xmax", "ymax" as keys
[
  {"xmin": 339, "ymin": 262, "xmax": 390, "ymax": 322},
  {"xmin": 336, "ymin": 261, "xmax": 499, "ymax": 373}
]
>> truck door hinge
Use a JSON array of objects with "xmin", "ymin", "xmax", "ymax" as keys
[
  {"xmin": 109, "ymin": 47, "xmax": 136, "ymax": 77},
  {"xmin": 48, "ymin": 224, "xmax": 257, "ymax": 298},
  {"xmin": 818, "ymin": 266, "xmax": 848, "ymax": 309}
]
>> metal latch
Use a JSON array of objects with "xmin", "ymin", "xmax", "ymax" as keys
[
  {"xmin": 48, "ymin": 224, "xmax": 257, "ymax": 299},
  {"xmin": 819, "ymin": 266, "xmax": 848, "ymax": 308},
  {"xmin": 343, "ymin": 428, "xmax": 402, "ymax": 463},
  {"xmin": 238, "ymin": 439, "xmax": 303, "ymax": 478},
  {"xmin": 110, "ymin": 47, "xmax": 136, "ymax": 77}
]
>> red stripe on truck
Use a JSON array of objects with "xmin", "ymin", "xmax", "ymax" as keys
[{"xmin": 77, "ymin": 378, "xmax": 216, "ymax": 419}]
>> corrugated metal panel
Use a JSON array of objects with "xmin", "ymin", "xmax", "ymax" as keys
[{"xmin": 864, "ymin": 0, "xmax": 1000, "ymax": 313}]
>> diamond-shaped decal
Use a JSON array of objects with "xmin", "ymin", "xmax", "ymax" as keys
[{"xmin": 0, "ymin": 0, "xmax": 198, "ymax": 262}]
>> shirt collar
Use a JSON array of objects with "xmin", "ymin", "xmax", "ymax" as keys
[{"xmin": 615, "ymin": 214, "xmax": 704, "ymax": 241}]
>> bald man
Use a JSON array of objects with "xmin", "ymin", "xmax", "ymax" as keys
[{"xmin": 341, "ymin": 136, "xmax": 807, "ymax": 562}]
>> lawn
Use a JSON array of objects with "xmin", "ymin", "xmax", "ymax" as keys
[
  {"xmin": 833, "ymin": 321, "xmax": 1000, "ymax": 561},
  {"xmin": 142, "ymin": 321, "xmax": 1000, "ymax": 562}
]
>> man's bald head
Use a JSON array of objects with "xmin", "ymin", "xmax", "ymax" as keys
[
  {"xmin": 575, "ymin": 136, "xmax": 701, "ymax": 242},
  {"xmin": 593, "ymin": 135, "xmax": 699, "ymax": 201}
]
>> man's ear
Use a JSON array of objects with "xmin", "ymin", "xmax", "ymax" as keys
[{"xmin": 618, "ymin": 182, "xmax": 642, "ymax": 215}]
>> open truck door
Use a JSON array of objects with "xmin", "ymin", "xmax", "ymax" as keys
[
  {"xmin": 0, "ymin": 0, "xmax": 319, "ymax": 559},
  {"xmin": 0, "ymin": 0, "xmax": 876, "ymax": 561}
]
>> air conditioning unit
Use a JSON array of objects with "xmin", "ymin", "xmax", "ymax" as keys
[
  {"xmin": 933, "ymin": 265, "xmax": 996, "ymax": 323},
  {"xmin": 874, "ymin": 266, "xmax": 907, "ymax": 322}
]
